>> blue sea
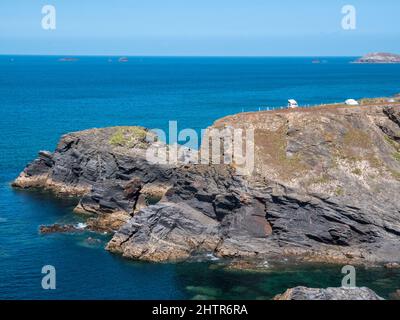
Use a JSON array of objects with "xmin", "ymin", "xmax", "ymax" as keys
[{"xmin": 0, "ymin": 56, "xmax": 400, "ymax": 299}]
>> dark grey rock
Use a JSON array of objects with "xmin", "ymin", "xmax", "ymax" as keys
[{"xmin": 12, "ymin": 106, "xmax": 400, "ymax": 265}]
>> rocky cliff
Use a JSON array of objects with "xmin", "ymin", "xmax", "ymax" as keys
[{"xmin": 13, "ymin": 104, "xmax": 400, "ymax": 266}]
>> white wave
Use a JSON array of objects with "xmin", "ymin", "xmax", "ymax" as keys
[
  {"xmin": 75, "ymin": 222, "xmax": 87, "ymax": 230},
  {"xmin": 206, "ymin": 253, "xmax": 220, "ymax": 261}
]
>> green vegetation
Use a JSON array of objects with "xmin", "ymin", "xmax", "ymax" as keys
[
  {"xmin": 390, "ymin": 169, "xmax": 400, "ymax": 180},
  {"xmin": 309, "ymin": 174, "xmax": 332, "ymax": 185},
  {"xmin": 383, "ymin": 136, "xmax": 400, "ymax": 162},
  {"xmin": 130, "ymin": 127, "xmax": 147, "ymax": 140},
  {"xmin": 109, "ymin": 127, "xmax": 148, "ymax": 148},
  {"xmin": 352, "ymin": 168, "xmax": 362, "ymax": 176},
  {"xmin": 334, "ymin": 187, "xmax": 344, "ymax": 196},
  {"xmin": 384, "ymin": 135, "xmax": 400, "ymax": 151},
  {"xmin": 109, "ymin": 129, "xmax": 125, "ymax": 146},
  {"xmin": 145, "ymin": 194, "xmax": 163, "ymax": 205}
]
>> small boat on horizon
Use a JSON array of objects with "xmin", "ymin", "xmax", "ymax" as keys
[{"xmin": 118, "ymin": 57, "xmax": 129, "ymax": 63}]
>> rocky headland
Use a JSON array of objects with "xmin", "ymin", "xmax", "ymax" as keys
[
  {"xmin": 354, "ymin": 52, "xmax": 400, "ymax": 64},
  {"xmin": 12, "ymin": 102, "xmax": 400, "ymax": 267}
]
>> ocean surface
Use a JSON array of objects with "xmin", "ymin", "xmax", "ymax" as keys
[{"xmin": 0, "ymin": 56, "xmax": 400, "ymax": 299}]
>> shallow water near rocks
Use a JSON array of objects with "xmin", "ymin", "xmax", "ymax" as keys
[
  {"xmin": 1, "ymin": 56, "xmax": 400, "ymax": 299},
  {"xmin": 1, "ymin": 187, "xmax": 400, "ymax": 300}
]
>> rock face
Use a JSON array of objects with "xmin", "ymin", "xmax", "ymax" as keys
[
  {"xmin": 389, "ymin": 289, "xmax": 400, "ymax": 300},
  {"xmin": 273, "ymin": 286, "xmax": 383, "ymax": 300},
  {"xmin": 13, "ymin": 126, "xmax": 163, "ymax": 232},
  {"xmin": 13, "ymin": 104, "xmax": 400, "ymax": 265},
  {"xmin": 354, "ymin": 52, "xmax": 400, "ymax": 64}
]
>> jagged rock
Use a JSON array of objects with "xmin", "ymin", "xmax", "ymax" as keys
[
  {"xmin": 273, "ymin": 286, "xmax": 384, "ymax": 300},
  {"xmin": 383, "ymin": 106, "xmax": 400, "ymax": 127},
  {"xmin": 13, "ymin": 104, "xmax": 400, "ymax": 265},
  {"xmin": 106, "ymin": 201, "xmax": 221, "ymax": 261},
  {"xmin": 384, "ymin": 262, "xmax": 400, "ymax": 269},
  {"xmin": 39, "ymin": 224, "xmax": 82, "ymax": 234}
]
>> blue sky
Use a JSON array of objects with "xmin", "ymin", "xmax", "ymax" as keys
[{"xmin": 0, "ymin": 0, "xmax": 399, "ymax": 56}]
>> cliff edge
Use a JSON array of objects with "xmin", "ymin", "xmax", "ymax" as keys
[{"xmin": 13, "ymin": 103, "xmax": 400, "ymax": 266}]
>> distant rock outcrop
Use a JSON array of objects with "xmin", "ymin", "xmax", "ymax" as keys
[
  {"xmin": 354, "ymin": 52, "xmax": 400, "ymax": 64},
  {"xmin": 13, "ymin": 104, "xmax": 400, "ymax": 266},
  {"xmin": 273, "ymin": 286, "xmax": 383, "ymax": 300}
]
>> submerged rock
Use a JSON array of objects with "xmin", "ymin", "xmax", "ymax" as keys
[
  {"xmin": 13, "ymin": 104, "xmax": 400, "ymax": 266},
  {"xmin": 39, "ymin": 224, "xmax": 82, "ymax": 234},
  {"xmin": 85, "ymin": 237, "xmax": 102, "ymax": 245},
  {"xmin": 191, "ymin": 294, "xmax": 216, "ymax": 300},
  {"xmin": 389, "ymin": 289, "xmax": 400, "ymax": 300},
  {"xmin": 186, "ymin": 286, "xmax": 222, "ymax": 297},
  {"xmin": 273, "ymin": 286, "xmax": 384, "ymax": 300}
]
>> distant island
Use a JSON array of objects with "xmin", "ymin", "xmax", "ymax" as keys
[
  {"xmin": 354, "ymin": 52, "xmax": 400, "ymax": 64},
  {"xmin": 58, "ymin": 57, "xmax": 79, "ymax": 62}
]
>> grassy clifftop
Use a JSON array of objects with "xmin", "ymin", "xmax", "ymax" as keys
[{"xmin": 213, "ymin": 103, "xmax": 400, "ymax": 203}]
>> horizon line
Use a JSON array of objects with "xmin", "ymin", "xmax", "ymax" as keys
[{"xmin": 0, "ymin": 53, "xmax": 362, "ymax": 58}]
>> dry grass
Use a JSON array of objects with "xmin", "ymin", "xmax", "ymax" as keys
[
  {"xmin": 334, "ymin": 127, "xmax": 384, "ymax": 169},
  {"xmin": 359, "ymin": 97, "xmax": 391, "ymax": 105},
  {"xmin": 342, "ymin": 128, "xmax": 373, "ymax": 150},
  {"xmin": 255, "ymin": 126, "xmax": 308, "ymax": 179}
]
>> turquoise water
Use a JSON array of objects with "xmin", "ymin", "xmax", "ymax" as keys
[{"xmin": 0, "ymin": 56, "xmax": 400, "ymax": 299}]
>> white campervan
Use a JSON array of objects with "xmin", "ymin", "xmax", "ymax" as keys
[
  {"xmin": 288, "ymin": 99, "xmax": 298, "ymax": 109},
  {"xmin": 345, "ymin": 99, "xmax": 359, "ymax": 106}
]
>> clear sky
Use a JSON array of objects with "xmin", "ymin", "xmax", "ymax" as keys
[{"xmin": 1, "ymin": 0, "xmax": 399, "ymax": 56}]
